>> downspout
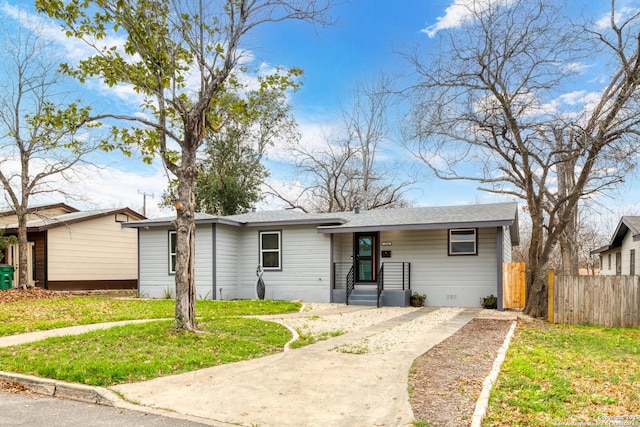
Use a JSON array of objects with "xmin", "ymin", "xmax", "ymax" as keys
[
  {"xmin": 43, "ymin": 231, "xmax": 48, "ymax": 290},
  {"xmin": 136, "ymin": 228, "xmax": 141, "ymax": 295},
  {"xmin": 329, "ymin": 233, "xmax": 334, "ymax": 303},
  {"xmin": 496, "ymin": 226, "xmax": 504, "ymax": 311},
  {"xmin": 212, "ymin": 224, "xmax": 216, "ymax": 300}
]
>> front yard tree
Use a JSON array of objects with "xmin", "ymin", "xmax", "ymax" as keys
[
  {"xmin": 162, "ymin": 84, "xmax": 299, "ymax": 216},
  {"xmin": 36, "ymin": 0, "xmax": 332, "ymax": 331},
  {"xmin": 0, "ymin": 23, "xmax": 103, "ymax": 289},
  {"xmin": 406, "ymin": 0, "xmax": 640, "ymax": 317}
]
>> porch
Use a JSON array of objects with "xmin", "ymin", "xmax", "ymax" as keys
[{"xmin": 331, "ymin": 262, "xmax": 411, "ymax": 307}]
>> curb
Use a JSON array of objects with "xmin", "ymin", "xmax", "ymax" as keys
[
  {"xmin": 0, "ymin": 371, "xmax": 120, "ymax": 406},
  {"xmin": 0, "ymin": 371, "xmax": 228, "ymax": 426},
  {"xmin": 471, "ymin": 319, "xmax": 518, "ymax": 427}
]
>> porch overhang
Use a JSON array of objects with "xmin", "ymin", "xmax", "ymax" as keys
[{"xmin": 317, "ymin": 219, "xmax": 518, "ymax": 244}]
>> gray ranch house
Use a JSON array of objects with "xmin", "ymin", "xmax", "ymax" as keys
[{"xmin": 125, "ymin": 202, "xmax": 519, "ymax": 309}]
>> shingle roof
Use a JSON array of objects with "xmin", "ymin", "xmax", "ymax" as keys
[
  {"xmin": 0, "ymin": 202, "xmax": 79, "ymax": 216},
  {"xmin": 1, "ymin": 207, "xmax": 145, "ymax": 231},
  {"xmin": 125, "ymin": 202, "xmax": 519, "ymax": 243},
  {"xmin": 316, "ymin": 202, "xmax": 518, "ymax": 232}
]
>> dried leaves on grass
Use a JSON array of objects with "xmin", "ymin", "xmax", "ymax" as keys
[
  {"xmin": 409, "ymin": 318, "xmax": 512, "ymax": 426},
  {"xmin": 0, "ymin": 288, "xmax": 64, "ymax": 304}
]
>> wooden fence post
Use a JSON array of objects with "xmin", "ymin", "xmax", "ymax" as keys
[{"xmin": 548, "ymin": 269, "xmax": 554, "ymax": 323}]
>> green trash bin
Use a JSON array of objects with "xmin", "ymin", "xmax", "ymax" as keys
[{"xmin": 0, "ymin": 264, "xmax": 14, "ymax": 290}]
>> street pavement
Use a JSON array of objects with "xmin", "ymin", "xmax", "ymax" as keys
[{"xmin": 0, "ymin": 390, "xmax": 212, "ymax": 427}]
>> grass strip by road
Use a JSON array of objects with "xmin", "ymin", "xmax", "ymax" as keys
[
  {"xmin": 0, "ymin": 296, "xmax": 301, "ymax": 336},
  {"xmin": 0, "ymin": 317, "xmax": 292, "ymax": 386},
  {"xmin": 484, "ymin": 321, "xmax": 640, "ymax": 426}
]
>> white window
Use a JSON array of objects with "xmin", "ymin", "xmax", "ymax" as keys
[
  {"xmin": 169, "ymin": 231, "xmax": 177, "ymax": 274},
  {"xmin": 260, "ymin": 231, "xmax": 281, "ymax": 270},
  {"xmin": 449, "ymin": 229, "xmax": 477, "ymax": 255}
]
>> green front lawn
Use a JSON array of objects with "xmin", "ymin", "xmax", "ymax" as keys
[
  {"xmin": 0, "ymin": 318, "xmax": 291, "ymax": 386},
  {"xmin": 0, "ymin": 296, "xmax": 301, "ymax": 386},
  {"xmin": 485, "ymin": 321, "xmax": 640, "ymax": 426},
  {"xmin": 0, "ymin": 295, "xmax": 300, "ymax": 336}
]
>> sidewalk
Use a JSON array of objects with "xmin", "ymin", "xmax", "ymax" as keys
[{"xmin": 112, "ymin": 307, "xmax": 481, "ymax": 427}]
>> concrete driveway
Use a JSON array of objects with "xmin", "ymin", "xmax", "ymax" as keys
[{"xmin": 112, "ymin": 307, "xmax": 481, "ymax": 427}]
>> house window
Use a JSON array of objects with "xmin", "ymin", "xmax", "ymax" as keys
[
  {"xmin": 449, "ymin": 229, "xmax": 477, "ymax": 255},
  {"xmin": 169, "ymin": 231, "xmax": 177, "ymax": 274},
  {"xmin": 631, "ymin": 249, "xmax": 636, "ymax": 275},
  {"xmin": 260, "ymin": 231, "xmax": 281, "ymax": 270},
  {"xmin": 608, "ymin": 254, "xmax": 611, "ymax": 270}
]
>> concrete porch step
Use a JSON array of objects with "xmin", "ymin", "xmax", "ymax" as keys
[{"xmin": 348, "ymin": 289, "xmax": 378, "ymax": 306}]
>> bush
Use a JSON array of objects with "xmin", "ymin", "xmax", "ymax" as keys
[{"xmin": 482, "ymin": 294, "xmax": 498, "ymax": 309}]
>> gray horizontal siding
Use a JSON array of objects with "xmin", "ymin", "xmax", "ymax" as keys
[
  {"xmin": 236, "ymin": 225, "xmax": 332, "ymax": 302},
  {"xmin": 138, "ymin": 225, "xmax": 213, "ymax": 299},
  {"xmin": 333, "ymin": 228, "xmax": 499, "ymax": 307},
  {"xmin": 215, "ymin": 224, "xmax": 239, "ymax": 300}
]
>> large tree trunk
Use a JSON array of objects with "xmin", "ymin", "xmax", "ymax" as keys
[
  {"xmin": 173, "ymin": 146, "xmax": 198, "ymax": 331},
  {"xmin": 17, "ymin": 214, "xmax": 30, "ymax": 289},
  {"xmin": 524, "ymin": 212, "xmax": 548, "ymax": 318}
]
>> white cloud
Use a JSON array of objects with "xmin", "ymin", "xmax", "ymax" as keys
[
  {"xmin": 594, "ymin": 6, "xmax": 640, "ymax": 31},
  {"xmin": 422, "ymin": 0, "xmax": 515, "ymax": 38}
]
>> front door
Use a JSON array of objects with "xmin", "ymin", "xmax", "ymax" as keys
[{"xmin": 355, "ymin": 233, "xmax": 378, "ymax": 282}]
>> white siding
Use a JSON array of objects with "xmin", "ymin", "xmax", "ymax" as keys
[
  {"xmin": 47, "ymin": 214, "xmax": 138, "ymax": 281},
  {"xmin": 333, "ymin": 228, "xmax": 499, "ymax": 307},
  {"xmin": 215, "ymin": 224, "xmax": 239, "ymax": 300},
  {"xmin": 138, "ymin": 224, "xmax": 214, "ymax": 299},
  {"xmin": 600, "ymin": 231, "xmax": 640, "ymax": 276},
  {"xmin": 235, "ymin": 225, "xmax": 332, "ymax": 302}
]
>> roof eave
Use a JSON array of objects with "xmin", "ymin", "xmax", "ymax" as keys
[
  {"xmin": 317, "ymin": 219, "xmax": 515, "ymax": 234},
  {"xmin": 590, "ymin": 245, "xmax": 612, "ymax": 255}
]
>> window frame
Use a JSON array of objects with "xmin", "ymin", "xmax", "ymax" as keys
[
  {"xmin": 168, "ymin": 230, "xmax": 177, "ymax": 275},
  {"xmin": 448, "ymin": 228, "xmax": 478, "ymax": 256},
  {"xmin": 259, "ymin": 230, "xmax": 282, "ymax": 271}
]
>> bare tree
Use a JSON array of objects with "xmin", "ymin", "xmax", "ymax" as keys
[
  {"xmin": 38, "ymin": 0, "xmax": 333, "ymax": 330},
  {"xmin": 406, "ymin": 0, "xmax": 640, "ymax": 317},
  {"xmin": 0, "ymin": 23, "xmax": 103, "ymax": 288},
  {"xmin": 271, "ymin": 75, "xmax": 413, "ymax": 213}
]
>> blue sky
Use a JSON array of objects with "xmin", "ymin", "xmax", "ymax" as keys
[{"xmin": 0, "ymin": 0, "xmax": 638, "ymax": 224}]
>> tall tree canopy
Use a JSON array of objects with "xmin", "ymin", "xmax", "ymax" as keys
[
  {"xmin": 0, "ymin": 21, "xmax": 105, "ymax": 288},
  {"xmin": 37, "ymin": 0, "xmax": 333, "ymax": 330},
  {"xmin": 406, "ymin": 0, "xmax": 640, "ymax": 317},
  {"xmin": 271, "ymin": 75, "xmax": 413, "ymax": 213},
  {"xmin": 162, "ymin": 85, "xmax": 299, "ymax": 216}
]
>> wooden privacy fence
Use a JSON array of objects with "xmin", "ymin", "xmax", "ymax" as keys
[
  {"xmin": 503, "ymin": 262, "xmax": 526, "ymax": 309},
  {"xmin": 552, "ymin": 274, "xmax": 640, "ymax": 328}
]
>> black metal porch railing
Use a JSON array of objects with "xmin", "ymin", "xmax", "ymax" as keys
[
  {"xmin": 345, "ymin": 265, "xmax": 355, "ymax": 305},
  {"xmin": 376, "ymin": 264, "xmax": 384, "ymax": 307},
  {"xmin": 333, "ymin": 261, "xmax": 410, "ymax": 306},
  {"xmin": 379, "ymin": 262, "xmax": 410, "ymax": 291}
]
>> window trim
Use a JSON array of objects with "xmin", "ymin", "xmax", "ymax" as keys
[
  {"xmin": 168, "ymin": 230, "xmax": 177, "ymax": 275},
  {"xmin": 448, "ymin": 228, "xmax": 478, "ymax": 256},
  {"xmin": 259, "ymin": 230, "xmax": 282, "ymax": 271}
]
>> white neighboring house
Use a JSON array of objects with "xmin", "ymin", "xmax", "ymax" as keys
[
  {"xmin": 1, "ymin": 203, "xmax": 144, "ymax": 290},
  {"xmin": 591, "ymin": 216, "xmax": 640, "ymax": 276},
  {"xmin": 125, "ymin": 202, "xmax": 519, "ymax": 310}
]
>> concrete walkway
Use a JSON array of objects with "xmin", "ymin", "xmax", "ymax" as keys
[
  {"xmin": 112, "ymin": 307, "xmax": 481, "ymax": 427},
  {"xmin": 0, "ymin": 319, "xmax": 162, "ymax": 348}
]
